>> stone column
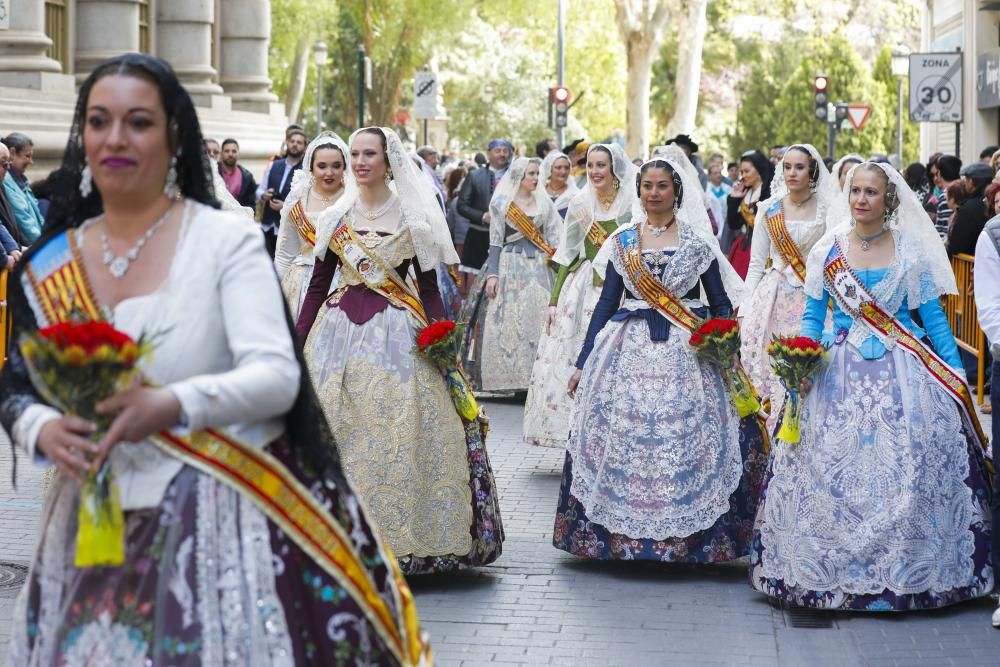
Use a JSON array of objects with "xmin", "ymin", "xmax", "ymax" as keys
[
  {"xmin": 74, "ymin": 0, "xmax": 141, "ymax": 84},
  {"xmin": 0, "ymin": 0, "xmax": 70, "ymax": 90},
  {"xmin": 218, "ymin": 0, "xmax": 278, "ymax": 112},
  {"xmin": 156, "ymin": 0, "xmax": 223, "ymax": 102}
]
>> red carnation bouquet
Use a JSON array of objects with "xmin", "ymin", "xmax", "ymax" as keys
[
  {"xmin": 20, "ymin": 320, "xmax": 153, "ymax": 567},
  {"xmin": 767, "ymin": 335, "xmax": 829, "ymax": 444},
  {"xmin": 688, "ymin": 318, "xmax": 761, "ymax": 418},
  {"xmin": 414, "ymin": 320, "xmax": 479, "ymax": 423}
]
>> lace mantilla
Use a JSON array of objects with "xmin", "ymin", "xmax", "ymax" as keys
[
  {"xmin": 609, "ymin": 226, "xmax": 714, "ymax": 301},
  {"xmin": 810, "ymin": 230, "xmax": 941, "ymax": 351}
]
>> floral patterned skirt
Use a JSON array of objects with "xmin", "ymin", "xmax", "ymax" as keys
[
  {"xmin": 750, "ymin": 345, "xmax": 994, "ymax": 611},
  {"xmin": 460, "ymin": 249, "xmax": 553, "ymax": 393},
  {"xmin": 552, "ymin": 317, "xmax": 768, "ymax": 561},
  {"xmin": 740, "ymin": 270, "xmax": 809, "ymax": 433},
  {"xmin": 523, "ymin": 262, "xmax": 600, "ymax": 448},
  {"xmin": 306, "ymin": 304, "xmax": 503, "ymax": 575},
  {"xmin": 9, "ymin": 443, "xmax": 410, "ymax": 666}
]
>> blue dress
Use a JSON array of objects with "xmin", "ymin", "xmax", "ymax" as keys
[
  {"xmin": 750, "ymin": 249, "xmax": 994, "ymax": 610},
  {"xmin": 553, "ymin": 229, "xmax": 768, "ymax": 562}
]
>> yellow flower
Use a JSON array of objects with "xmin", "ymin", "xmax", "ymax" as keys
[{"xmin": 62, "ymin": 345, "xmax": 87, "ymax": 366}]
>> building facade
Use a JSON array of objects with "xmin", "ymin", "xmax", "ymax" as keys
[
  {"xmin": 0, "ymin": 0, "xmax": 286, "ymax": 172},
  {"xmin": 922, "ymin": 0, "xmax": 1000, "ymax": 163}
]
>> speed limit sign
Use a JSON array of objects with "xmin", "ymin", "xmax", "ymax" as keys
[{"xmin": 909, "ymin": 53, "xmax": 963, "ymax": 122}]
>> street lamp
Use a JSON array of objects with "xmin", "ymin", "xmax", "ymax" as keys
[
  {"xmin": 891, "ymin": 48, "xmax": 909, "ymax": 168},
  {"xmin": 313, "ymin": 41, "xmax": 328, "ymax": 133}
]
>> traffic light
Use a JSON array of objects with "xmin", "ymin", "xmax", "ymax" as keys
[
  {"xmin": 834, "ymin": 102, "xmax": 848, "ymax": 127},
  {"xmin": 813, "ymin": 76, "xmax": 829, "ymax": 122},
  {"xmin": 551, "ymin": 86, "xmax": 571, "ymax": 128}
]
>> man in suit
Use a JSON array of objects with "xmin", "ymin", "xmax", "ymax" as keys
[
  {"xmin": 457, "ymin": 139, "xmax": 512, "ymax": 273},
  {"xmin": 218, "ymin": 138, "xmax": 258, "ymax": 209},
  {"xmin": 258, "ymin": 129, "xmax": 306, "ymax": 257}
]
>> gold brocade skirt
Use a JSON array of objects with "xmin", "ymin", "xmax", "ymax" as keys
[{"xmin": 304, "ymin": 302, "xmax": 474, "ymax": 559}]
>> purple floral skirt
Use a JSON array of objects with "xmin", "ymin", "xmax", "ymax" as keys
[{"xmin": 9, "ymin": 442, "xmax": 412, "ymax": 666}]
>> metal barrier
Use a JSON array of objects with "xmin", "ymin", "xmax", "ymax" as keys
[
  {"xmin": 0, "ymin": 267, "xmax": 9, "ymax": 371},
  {"xmin": 944, "ymin": 253, "xmax": 988, "ymax": 405}
]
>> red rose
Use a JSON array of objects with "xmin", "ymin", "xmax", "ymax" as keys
[
  {"xmin": 416, "ymin": 320, "xmax": 457, "ymax": 349},
  {"xmin": 694, "ymin": 318, "xmax": 738, "ymax": 337},
  {"xmin": 689, "ymin": 333, "xmax": 704, "ymax": 346},
  {"xmin": 40, "ymin": 321, "xmax": 135, "ymax": 354}
]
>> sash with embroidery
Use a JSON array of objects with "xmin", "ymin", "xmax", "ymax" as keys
[
  {"xmin": 22, "ymin": 230, "xmax": 429, "ymax": 667},
  {"xmin": 505, "ymin": 203, "xmax": 555, "ymax": 257},
  {"xmin": 764, "ymin": 200, "xmax": 807, "ymax": 284},
  {"xmin": 822, "ymin": 241, "xmax": 991, "ymax": 462},
  {"xmin": 739, "ymin": 199, "xmax": 756, "ymax": 228},
  {"xmin": 614, "ymin": 228, "xmax": 769, "ymax": 443},
  {"xmin": 325, "ymin": 214, "xmax": 429, "ymax": 327},
  {"xmin": 585, "ymin": 219, "xmax": 611, "ymax": 248},
  {"xmin": 287, "ymin": 199, "xmax": 316, "ymax": 247}
]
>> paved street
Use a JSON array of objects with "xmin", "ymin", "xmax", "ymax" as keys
[{"xmin": 3, "ymin": 399, "xmax": 1000, "ymax": 666}]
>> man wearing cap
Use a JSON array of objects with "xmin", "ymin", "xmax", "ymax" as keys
[
  {"xmin": 562, "ymin": 139, "xmax": 589, "ymax": 188},
  {"xmin": 457, "ymin": 139, "xmax": 512, "ymax": 272},
  {"xmin": 666, "ymin": 134, "xmax": 708, "ymax": 188},
  {"xmin": 948, "ymin": 162, "xmax": 994, "ymax": 257}
]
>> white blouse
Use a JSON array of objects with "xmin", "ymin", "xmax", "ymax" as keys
[
  {"xmin": 739, "ymin": 206, "xmax": 827, "ymax": 311},
  {"xmin": 13, "ymin": 201, "xmax": 300, "ymax": 510}
]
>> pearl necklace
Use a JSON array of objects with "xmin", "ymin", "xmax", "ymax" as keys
[
  {"xmin": 310, "ymin": 185, "xmax": 342, "ymax": 204},
  {"xmin": 100, "ymin": 205, "xmax": 174, "ymax": 280}
]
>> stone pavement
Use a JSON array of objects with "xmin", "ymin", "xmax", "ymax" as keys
[{"xmin": 2, "ymin": 400, "xmax": 999, "ymax": 666}]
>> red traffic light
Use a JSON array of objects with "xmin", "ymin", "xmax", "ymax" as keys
[
  {"xmin": 814, "ymin": 76, "xmax": 829, "ymax": 92},
  {"xmin": 551, "ymin": 86, "xmax": 571, "ymax": 103}
]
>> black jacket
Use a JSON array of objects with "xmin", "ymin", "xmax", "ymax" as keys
[
  {"xmin": 948, "ymin": 194, "xmax": 987, "ymax": 258},
  {"xmin": 218, "ymin": 164, "xmax": 258, "ymax": 209},
  {"xmin": 457, "ymin": 166, "xmax": 497, "ymax": 229}
]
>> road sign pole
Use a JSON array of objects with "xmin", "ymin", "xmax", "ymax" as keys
[
  {"xmin": 358, "ymin": 46, "xmax": 365, "ymax": 127},
  {"xmin": 423, "ymin": 119, "xmax": 428, "ymax": 146},
  {"xmin": 556, "ymin": 0, "xmax": 565, "ymax": 147}
]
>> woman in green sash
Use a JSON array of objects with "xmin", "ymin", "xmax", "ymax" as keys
[
  {"xmin": 751, "ymin": 161, "xmax": 993, "ymax": 611},
  {"xmin": 522, "ymin": 144, "xmax": 636, "ymax": 448},
  {"xmin": 0, "ymin": 55, "xmax": 428, "ymax": 666},
  {"xmin": 296, "ymin": 127, "xmax": 503, "ymax": 576}
]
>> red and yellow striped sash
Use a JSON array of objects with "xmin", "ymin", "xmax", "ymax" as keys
[
  {"xmin": 585, "ymin": 219, "xmax": 610, "ymax": 248},
  {"xmin": 764, "ymin": 202, "xmax": 807, "ymax": 284},
  {"xmin": 288, "ymin": 199, "xmax": 316, "ymax": 247},
  {"xmin": 506, "ymin": 203, "xmax": 555, "ymax": 257}
]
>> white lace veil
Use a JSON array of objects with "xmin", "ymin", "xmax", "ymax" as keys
[
  {"xmin": 210, "ymin": 159, "xmax": 254, "ymax": 220},
  {"xmin": 410, "ymin": 151, "xmax": 446, "ymax": 212},
  {"xmin": 552, "ymin": 143, "xmax": 638, "ymax": 266},
  {"xmin": 313, "ymin": 127, "xmax": 459, "ymax": 267},
  {"xmin": 595, "ymin": 145, "xmax": 744, "ymax": 305},
  {"xmin": 804, "ymin": 161, "xmax": 957, "ymax": 301},
  {"xmin": 762, "ymin": 143, "xmax": 834, "ymax": 231},
  {"xmin": 539, "ymin": 150, "xmax": 579, "ymax": 211},
  {"xmin": 489, "ymin": 157, "xmax": 556, "ymax": 246}
]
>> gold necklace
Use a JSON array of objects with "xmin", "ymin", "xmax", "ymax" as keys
[
  {"xmin": 787, "ymin": 192, "xmax": 813, "ymax": 208},
  {"xmin": 597, "ymin": 192, "xmax": 615, "ymax": 210}
]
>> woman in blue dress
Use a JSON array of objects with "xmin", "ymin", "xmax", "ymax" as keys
[
  {"xmin": 553, "ymin": 147, "xmax": 767, "ymax": 562},
  {"xmin": 750, "ymin": 161, "xmax": 994, "ymax": 610}
]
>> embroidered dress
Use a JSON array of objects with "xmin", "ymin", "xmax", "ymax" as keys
[
  {"xmin": 300, "ymin": 210, "xmax": 503, "ymax": 575},
  {"xmin": 523, "ymin": 144, "xmax": 637, "ymax": 448},
  {"xmin": 278, "ymin": 213, "xmax": 318, "ymax": 318},
  {"xmin": 461, "ymin": 216, "xmax": 560, "ymax": 393},
  {"xmin": 523, "ymin": 218, "xmax": 619, "ymax": 447},
  {"xmin": 750, "ymin": 231, "xmax": 994, "ymax": 611},
  {"xmin": 2, "ymin": 204, "xmax": 424, "ymax": 666},
  {"xmin": 552, "ymin": 226, "xmax": 767, "ymax": 561}
]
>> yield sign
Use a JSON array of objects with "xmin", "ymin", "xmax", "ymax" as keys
[{"xmin": 846, "ymin": 104, "xmax": 872, "ymax": 131}]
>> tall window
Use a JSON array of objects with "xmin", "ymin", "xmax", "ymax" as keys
[
  {"xmin": 44, "ymin": 0, "xmax": 69, "ymax": 73},
  {"xmin": 139, "ymin": 0, "xmax": 152, "ymax": 53}
]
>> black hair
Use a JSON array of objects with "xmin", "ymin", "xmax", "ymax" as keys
[
  {"xmin": 310, "ymin": 142, "xmax": 345, "ymax": 171},
  {"xmin": 936, "ymin": 155, "xmax": 962, "ymax": 182},
  {"xmin": 903, "ymin": 162, "xmax": 928, "ymax": 191},
  {"xmin": 739, "ymin": 150, "xmax": 774, "ymax": 200},
  {"xmin": 45, "ymin": 53, "xmax": 218, "ymax": 232},
  {"xmin": 783, "ymin": 145, "xmax": 819, "ymax": 186},
  {"xmin": 981, "ymin": 146, "xmax": 999, "ymax": 160},
  {"xmin": 2, "ymin": 132, "xmax": 34, "ymax": 154},
  {"xmin": 726, "ymin": 162, "xmax": 737, "ymax": 170},
  {"xmin": 221, "ymin": 138, "xmax": 239, "ymax": 149},
  {"xmin": 838, "ymin": 157, "xmax": 862, "ymax": 181},
  {"xmin": 636, "ymin": 159, "xmax": 683, "ymax": 207},
  {"xmin": 535, "ymin": 138, "xmax": 554, "ymax": 159}
]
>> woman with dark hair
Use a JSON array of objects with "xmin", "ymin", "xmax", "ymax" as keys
[
  {"xmin": 553, "ymin": 148, "xmax": 766, "ymax": 561},
  {"xmin": 904, "ymin": 162, "xmax": 931, "ymax": 205},
  {"xmin": 296, "ymin": 126, "xmax": 503, "ymax": 576},
  {"xmin": 751, "ymin": 162, "xmax": 993, "ymax": 612},
  {"xmin": 273, "ymin": 131, "xmax": 354, "ymax": 319},
  {"xmin": 725, "ymin": 150, "xmax": 774, "ymax": 278},
  {"xmin": 0, "ymin": 55, "xmax": 429, "ymax": 666},
  {"xmin": 445, "ymin": 163, "xmax": 471, "ymax": 258},
  {"xmin": 739, "ymin": 144, "xmax": 833, "ymax": 432}
]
